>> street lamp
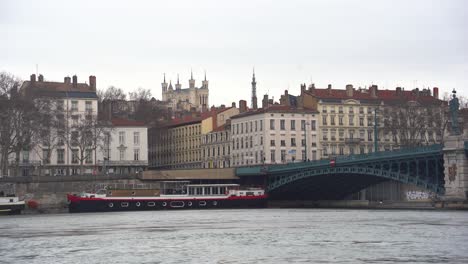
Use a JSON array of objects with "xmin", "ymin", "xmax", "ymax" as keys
[
  {"xmin": 303, "ymin": 121, "xmax": 310, "ymax": 162},
  {"xmin": 374, "ymin": 107, "xmax": 379, "ymax": 152}
]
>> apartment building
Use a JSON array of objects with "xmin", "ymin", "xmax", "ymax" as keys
[{"xmin": 230, "ymin": 105, "xmax": 319, "ymax": 166}]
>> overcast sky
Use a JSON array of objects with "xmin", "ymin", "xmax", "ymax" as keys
[{"xmin": 1, "ymin": 0, "xmax": 467, "ymax": 104}]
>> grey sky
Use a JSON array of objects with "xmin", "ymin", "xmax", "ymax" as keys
[{"xmin": 1, "ymin": 0, "xmax": 467, "ymax": 104}]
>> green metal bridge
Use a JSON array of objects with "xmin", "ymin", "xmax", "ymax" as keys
[{"xmin": 236, "ymin": 144, "xmax": 446, "ymax": 200}]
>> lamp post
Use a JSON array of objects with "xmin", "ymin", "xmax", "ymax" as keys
[
  {"xmin": 374, "ymin": 107, "xmax": 379, "ymax": 152},
  {"xmin": 304, "ymin": 121, "xmax": 310, "ymax": 161}
]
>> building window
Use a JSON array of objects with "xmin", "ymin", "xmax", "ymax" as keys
[
  {"xmin": 280, "ymin": 140, "xmax": 286, "ymax": 147},
  {"xmin": 359, "ymin": 117, "xmax": 364, "ymax": 126},
  {"xmin": 270, "ymin": 150, "xmax": 276, "ymax": 163},
  {"xmin": 120, "ymin": 149, "xmax": 125, "ymax": 160},
  {"xmin": 301, "ymin": 120, "xmax": 306, "ymax": 131},
  {"xmin": 280, "ymin": 120, "xmax": 285, "ymax": 130},
  {"xmin": 270, "ymin": 119, "xmax": 275, "ymax": 130},
  {"xmin": 57, "ymin": 149, "xmax": 64, "ymax": 164},
  {"xmin": 323, "ymin": 146, "xmax": 328, "ymax": 156},
  {"xmin": 241, "ymin": 123, "xmax": 244, "ymax": 133},
  {"xmin": 260, "ymin": 136, "xmax": 263, "ymax": 145},
  {"xmin": 291, "ymin": 138, "xmax": 296, "ymax": 146},
  {"xmin": 119, "ymin": 132, "xmax": 125, "ymax": 145},
  {"xmin": 349, "ymin": 115, "xmax": 354, "ymax": 126},
  {"xmin": 250, "ymin": 121, "xmax": 253, "ymax": 132},
  {"xmin": 290, "ymin": 120, "xmax": 296, "ymax": 130},
  {"xmin": 339, "ymin": 146, "xmax": 344, "ymax": 155},
  {"xmin": 134, "ymin": 132, "xmax": 140, "ymax": 145},
  {"xmin": 339, "ymin": 117, "xmax": 344, "ymax": 126},
  {"xmin": 330, "ymin": 116, "xmax": 335, "ymax": 125},
  {"xmin": 85, "ymin": 101, "xmax": 92, "ymax": 112},
  {"xmin": 301, "ymin": 139, "xmax": 306, "ymax": 146},
  {"xmin": 339, "ymin": 106, "xmax": 343, "ymax": 114},
  {"xmin": 302, "ymin": 150, "xmax": 306, "ymax": 160},
  {"xmin": 260, "ymin": 120, "xmax": 263, "ymax": 131},
  {"xmin": 360, "ymin": 147, "xmax": 365, "ymax": 154},
  {"xmin": 85, "ymin": 149, "xmax": 92, "ymax": 164},
  {"xmin": 134, "ymin": 149, "xmax": 140, "ymax": 161},
  {"xmin": 368, "ymin": 131, "xmax": 373, "ymax": 141},
  {"xmin": 322, "ymin": 129, "xmax": 328, "ymax": 141},
  {"xmin": 281, "ymin": 150, "xmax": 286, "ymax": 162},
  {"xmin": 270, "ymin": 140, "xmax": 275, "ymax": 146},
  {"xmin": 42, "ymin": 149, "xmax": 50, "ymax": 164},
  {"xmin": 322, "ymin": 116, "xmax": 327, "ymax": 125},
  {"xmin": 72, "ymin": 149, "xmax": 79, "ymax": 164},
  {"xmin": 311, "ymin": 120, "xmax": 316, "ymax": 131},
  {"xmin": 71, "ymin": 101, "xmax": 78, "ymax": 111},
  {"xmin": 322, "ymin": 106, "xmax": 327, "ymax": 113}
]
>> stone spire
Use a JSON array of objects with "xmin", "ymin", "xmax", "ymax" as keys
[
  {"xmin": 189, "ymin": 69, "xmax": 195, "ymax": 89},
  {"xmin": 251, "ymin": 68, "xmax": 258, "ymax": 109},
  {"xmin": 175, "ymin": 74, "xmax": 181, "ymax": 90},
  {"xmin": 202, "ymin": 70, "xmax": 209, "ymax": 89}
]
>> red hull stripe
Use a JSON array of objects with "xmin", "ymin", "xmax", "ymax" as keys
[{"xmin": 67, "ymin": 194, "xmax": 268, "ymax": 203}]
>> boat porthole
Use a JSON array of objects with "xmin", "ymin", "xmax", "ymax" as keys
[
  {"xmin": 108, "ymin": 203, "xmax": 114, "ymax": 208},
  {"xmin": 188, "ymin": 202, "xmax": 192, "ymax": 206},
  {"xmin": 147, "ymin": 202, "xmax": 155, "ymax": 207},
  {"xmin": 162, "ymin": 202, "xmax": 167, "ymax": 207},
  {"xmin": 213, "ymin": 201, "xmax": 217, "ymax": 206},
  {"xmin": 136, "ymin": 202, "xmax": 141, "ymax": 207}
]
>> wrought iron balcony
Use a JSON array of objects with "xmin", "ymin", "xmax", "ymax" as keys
[{"xmin": 345, "ymin": 138, "xmax": 362, "ymax": 144}]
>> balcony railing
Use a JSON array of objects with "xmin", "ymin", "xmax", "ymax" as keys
[
  {"xmin": 9, "ymin": 160, "xmax": 41, "ymax": 166},
  {"xmin": 345, "ymin": 138, "xmax": 362, "ymax": 144},
  {"xmin": 97, "ymin": 160, "xmax": 148, "ymax": 166}
]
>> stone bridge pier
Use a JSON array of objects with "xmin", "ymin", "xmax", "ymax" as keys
[{"xmin": 443, "ymin": 134, "xmax": 468, "ymax": 201}]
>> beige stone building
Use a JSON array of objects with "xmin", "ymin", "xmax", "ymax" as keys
[
  {"xmin": 149, "ymin": 106, "xmax": 239, "ymax": 169},
  {"xmin": 292, "ymin": 83, "xmax": 445, "ymax": 158},
  {"xmin": 161, "ymin": 72, "xmax": 209, "ymax": 112}
]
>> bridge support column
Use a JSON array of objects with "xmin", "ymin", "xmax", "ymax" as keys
[{"xmin": 443, "ymin": 135, "xmax": 468, "ymax": 201}]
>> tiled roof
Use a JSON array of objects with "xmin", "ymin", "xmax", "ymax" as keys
[
  {"xmin": 308, "ymin": 88, "xmax": 444, "ymax": 106},
  {"xmin": 111, "ymin": 118, "xmax": 146, "ymax": 127},
  {"xmin": 21, "ymin": 81, "xmax": 98, "ymax": 99},
  {"xmin": 231, "ymin": 105, "xmax": 319, "ymax": 119}
]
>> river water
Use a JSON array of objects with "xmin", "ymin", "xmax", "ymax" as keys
[{"xmin": 1, "ymin": 209, "xmax": 468, "ymax": 264}]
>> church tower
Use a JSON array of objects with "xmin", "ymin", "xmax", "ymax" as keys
[
  {"xmin": 175, "ymin": 74, "xmax": 182, "ymax": 90},
  {"xmin": 189, "ymin": 70, "xmax": 195, "ymax": 89},
  {"xmin": 202, "ymin": 71, "xmax": 209, "ymax": 89},
  {"xmin": 162, "ymin": 73, "xmax": 168, "ymax": 101},
  {"xmin": 251, "ymin": 69, "xmax": 258, "ymax": 109}
]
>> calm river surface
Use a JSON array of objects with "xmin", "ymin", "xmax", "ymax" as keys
[{"xmin": 1, "ymin": 209, "xmax": 468, "ymax": 264}]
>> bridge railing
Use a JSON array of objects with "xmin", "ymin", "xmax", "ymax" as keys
[{"xmin": 236, "ymin": 144, "xmax": 443, "ymax": 175}]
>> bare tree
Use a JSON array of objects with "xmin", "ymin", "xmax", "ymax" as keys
[
  {"xmin": 61, "ymin": 114, "xmax": 112, "ymax": 175},
  {"xmin": 383, "ymin": 101, "xmax": 448, "ymax": 148},
  {"xmin": 128, "ymin": 87, "xmax": 152, "ymax": 101},
  {"xmin": 98, "ymin": 86, "xmax": 127, "ymax": 102}
]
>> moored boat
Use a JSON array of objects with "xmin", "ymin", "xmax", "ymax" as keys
[
  {"xmin": 0, "ymin": 186, "xmax": 26, "ymax": 215},
  {"xmin": 67, "ymin": 181, "xmax": 267, "ymax": 213}
]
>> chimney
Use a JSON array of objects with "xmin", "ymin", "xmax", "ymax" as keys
[
  {"xmin": 262, "ymin": 94, "xmax": 269, "ymax": 109},
  {"xmin": 89, "ymin": 75, "xmax": 96, "ymax": 91},
  {"xmin": 396, "ymin": 87, "xmax": 402, "ymax": 96},
  {"xmin": 232, "ymin": 102, "xmax": 236, "ymax": 108},
  {"xmin": 210, "ymin": 105, "xmax": 216, "ymax": 111},
  {"xmin": 284, "ymin": 90, "xmax": 288, "ymax": 96},
  {"xmin": 30, "ymin": 74, "xmax": 36, "ymax": 83},
  {"xmin": 301, "ymin": 84, "xmax": 306, "ymax": 95},
  {"xmin": 346, "ymin": 84, "xmax": 353, "ymax": 97},
  {"xmin": 370, "ymin": 85, "xmax": 378, "ymax": 98},
  {"xmin": 72, "ymin": 75, "xmax": 77, "ymax": 88},
  {"xmin": 239, "ymin": 100, "xmax": 247, "ymax": 113},
  {"xmin": 327, "ymin": 84, "xmax": 332, "ymax": 94},
  {"xmin": 433, "ymin": 87, "xmax": 439, "ymax": 99},
  {"xmin": 64, "ymin": 76, "xmax": 71, "ymax": 84},
  {"xmin": 220, "ymin": 104, "xmax": 225, "ymax": 109},
  {"xmin": 38, "ymin": 74, "xmax": 44, "ymax": 82}
]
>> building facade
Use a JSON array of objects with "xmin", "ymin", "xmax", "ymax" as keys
[
  {"xmin": 161, "ymin": 72, "xmax": 209, "ymax": 112},
  {"xmin": 201, "ymin": 123, "xmax": 232, "ymax": 168},
  {"xmin": 149, "ymin": 106, "xmax": 239, "ymax": 169},
  {"xmin": 16, "ymin": 74, "xmax": 99, "ymax": 176},
  {"xmin": 97, "ymin": 118, "xmax": 148, "ymax": 174},
  {"xmin": 230, "ymin": 106, "xmax": 320, "ymax": 166}
]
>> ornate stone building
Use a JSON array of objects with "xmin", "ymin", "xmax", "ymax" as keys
[{"xmin": 161, "ymin": 71, "xmax": 209, "ymax": 112}]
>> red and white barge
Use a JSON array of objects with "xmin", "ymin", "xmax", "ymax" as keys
[{"xmin": 67, "ymin": 181, "xmax": 267, "ymax": 213}]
